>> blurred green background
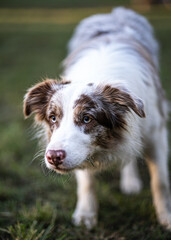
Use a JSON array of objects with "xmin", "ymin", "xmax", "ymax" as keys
[{"xmin": 0, "ymin": 0, "xmax": 171, "ymax": 239}]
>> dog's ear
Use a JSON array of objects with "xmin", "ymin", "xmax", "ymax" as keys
[
  {"xmin": 23, "ymin": 79, "xmax": 57, "ymax": 121},
  {"xmin": 100, "ymin": 85, "xmax": 145, "ymax": 118}
]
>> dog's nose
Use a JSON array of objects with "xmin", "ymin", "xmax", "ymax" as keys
[{"xmin": 46, "ymin": 150, "xmax": 66, "ymax": 166}]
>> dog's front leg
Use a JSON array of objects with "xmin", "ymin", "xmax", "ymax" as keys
[{"xmin": 72, "ymin": 169, "xmax": 98, "ymax": 229}]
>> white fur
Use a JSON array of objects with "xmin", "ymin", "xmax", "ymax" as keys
[{"xmin": 44, "ymin": 8, "xmax": 171, "ymax": 230}]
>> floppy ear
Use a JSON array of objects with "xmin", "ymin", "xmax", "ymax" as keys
[
  {"xmin": 23, "ymin": 79, "xmax": 57, "ymax": 121},
  {"xmin": 101, "ymin": 85, "xmax": 146, "ymax": 118}
]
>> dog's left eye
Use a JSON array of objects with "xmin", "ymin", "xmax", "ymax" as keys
[
  {"xmin": 82, "ymin": 115, "xmax": 92, "ymax": 124},
  {"xmin": 49, "ymin": 115, "xmax": 56, "ymax": 123}
]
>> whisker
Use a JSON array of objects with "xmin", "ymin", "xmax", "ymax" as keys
[
  {"xmin": 34, "ymin": 149, "xmax": 45, "ymax": 158},
  {"xmin": 62, "ymin": 173, "xmax": 73, "ymax": 184},
  {"xmin": 40, "ymin": 160, "xmax": 51, "ymax": 177},
  {"xmin": 29, "ymin": 149, "xmax": 45, "ymax": 165}
]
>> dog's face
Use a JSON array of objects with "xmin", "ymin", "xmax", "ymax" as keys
[{"xmin": 24, "ymin": 79, "xmax": 145, "ymax": 173}]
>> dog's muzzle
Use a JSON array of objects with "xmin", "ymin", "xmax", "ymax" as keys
[{"xmin": 46, "ymin": 150, "xmax": 66, "ymax": 167}]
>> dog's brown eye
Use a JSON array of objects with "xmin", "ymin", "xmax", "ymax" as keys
[
  {"xmin": 82, "ymin": 115, "xmax": 92, "ymax": 124},
  {"xmin": 49, "ymin": 115, "xmax": 56, "ymax": 123}
]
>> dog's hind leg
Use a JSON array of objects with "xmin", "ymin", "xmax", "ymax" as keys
[
  {"xmin": 72, "ymin": 169, "xmax": 98, "ymax": 229},
  {"xmin": 146, "ymin": 126, "xmax": 171, "ymax": 230},
  {"xmin": 120, "ymin": 159, "xmax": 143, "ymax": 194}
]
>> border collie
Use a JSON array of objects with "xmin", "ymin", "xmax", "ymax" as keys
[{"xmin": 24, "ymin": 7, "xmax": 171, "ymax": 230}]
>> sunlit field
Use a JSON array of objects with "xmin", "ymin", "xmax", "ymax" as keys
[{"xmin": 0, "ymin": 4, "xmax": 171, "ymax": 240}]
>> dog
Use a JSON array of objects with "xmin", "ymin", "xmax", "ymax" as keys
[{"xmin": 24, "ymin": 7, "xmax": 171, "ymax": 230}]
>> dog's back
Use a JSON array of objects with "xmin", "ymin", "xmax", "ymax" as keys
[{"xmin": 68, "ymin": 7, "xmax": 159, "ymax": 70}]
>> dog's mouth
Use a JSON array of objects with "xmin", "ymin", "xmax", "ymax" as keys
[
  {"xmin": 46, "ymin": 154, "xmax": 98, "ymax": 174},
  {"xmin": 54, "ymin": 166, "xmax": 75, "ymax": 173},
  {"xmin": 47, "ymin": 161, "xmax": 92, "ymax": 174},
  {"xmin": 47, "ymin": 161, "xmax": 80, "ymax": 174}
]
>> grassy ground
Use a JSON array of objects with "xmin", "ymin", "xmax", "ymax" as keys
[{"xmin": 0, "ymin": 5, "xmax": 171, "ymax": 240}]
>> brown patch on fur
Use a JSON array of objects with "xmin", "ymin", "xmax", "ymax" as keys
[
  {"xmin": 73, "ymin": 93, "xmax": 124, "ymax": 149},
  {"xmin": 73, "ymin": 85, "xmax": 145, "ymax": 149},
  {"xmin": 100, "ymin": 85, "xmax": 145, "ymax": 118},
  {"xmin": 74, "ymin": 94, "xmax": 96, "ymax": 110},
  {"xmin": 23, "ymin": 78, "xmax": 70, "ymax": 122},
  {"xmin": 59, "ymin": 79, "xmax": 71, "ymax": 85},
  {"xmin": 93, "ymin": 127, "xmax": 121, "ymax": 149},
  {"xmin": 74, "ymin": 94, "xmax": 97, "ymax": 128},
  {"xmin": 46, "ymin": 100, "xmax": 63, "ymax": 131},
  {"xmin": 74, "ymin": 95, "xmax": 119, "ymax": 148},
  {"xmin": 24, "ymin": 79, "xmax": 58, "ymax": 121}
]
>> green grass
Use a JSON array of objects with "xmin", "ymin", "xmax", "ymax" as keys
[{"xmin": 0, "ymin": 6, "xmax": 171, "ymax": 240}]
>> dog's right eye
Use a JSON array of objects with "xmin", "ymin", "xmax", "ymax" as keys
[{"xmin": 49, "ymin": 115, "xmax": 56, "ymax": 123}]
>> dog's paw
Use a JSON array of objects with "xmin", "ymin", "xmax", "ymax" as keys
[
  {"xmin": 120, "ymin": 175, "xmax": 142, "ymax": 194},
  {"xmin": 72, "ymin": 210, "xmax": 97, "ymax": 229},
  {"xmin": 158, "ymin": 212, "xmax": 171, "ymax": 230}
]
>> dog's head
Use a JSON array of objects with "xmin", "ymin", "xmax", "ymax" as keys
[{"xmin": 24, "ymin": 79, "xmax": 145, "ymax": 173}]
